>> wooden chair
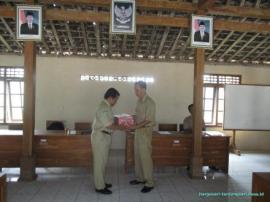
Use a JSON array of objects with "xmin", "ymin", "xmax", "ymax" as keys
[
  {"xmin": 158, "ymin": 123, "xmax": 177, "ymax": 131},
  {"xmin": 46, "ymin": 120, "xmax": 65, "ymax": 130},
  {"xmin": 0, "ymin": 173, "xmax": 7, "ymax": 202},
  {"xmin": 74, "ymin": 122, "xmax": 92, "ymax": 135}
]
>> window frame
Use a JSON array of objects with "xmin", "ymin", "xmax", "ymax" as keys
[
  {"xmin": 203, "ymin": 74, "xmax": 241, "ymax": 127},
  {"xmin": 0, "ymin": 67, "xmax": 24, "ymax": 125}
]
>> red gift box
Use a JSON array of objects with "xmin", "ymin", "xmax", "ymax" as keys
[{"xmin": 114, "ymin": 114, "xmax": 135, "ymax": 128}]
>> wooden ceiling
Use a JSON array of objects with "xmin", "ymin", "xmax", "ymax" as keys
[{"xmin": 0, "ymin": 0, "xmax": 269, "ymax": 65}]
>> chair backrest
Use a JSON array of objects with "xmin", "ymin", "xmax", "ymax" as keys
[
  {"xmin": 8, "ymin": 124, "xmax": 23, "ymax": 130},
  {"xmin": 74, "ymin": 122, "xmax": 92, "ymax": 135},
  {"xmin": 158, "ymin": 123, "xmax": 177, "ymax": 131},
  {"xmin": 46, "ymin": 120, "xmax": 65, "ymax": 130},
  {"xmin": 74, "ymin": 122, "xmax": 92, "ymax": 130}
]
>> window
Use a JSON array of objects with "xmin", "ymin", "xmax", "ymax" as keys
[
  {"xmin": 203, "ymin": 74, "xmax": 241, "ymax": 126},
  {"xmin": 0, "ymin": 67, "xmax": 24, "ymax": 123}
]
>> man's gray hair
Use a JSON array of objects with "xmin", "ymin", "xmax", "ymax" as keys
[{"xmin": 135, "ymin": 81, "xmax": 147, "ymax": 89}]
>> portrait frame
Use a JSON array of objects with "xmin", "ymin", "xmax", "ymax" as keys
[
  {"xmin": 110, "ymin": 0, "xmax": 136, "ymax": 34},
  {"xmin": 191, "ymin": 15, "xmax": 213, "ymax": 49},
  {"xmin": 16, "ymin": 5, "xmax": 42, "ymax": 41}
]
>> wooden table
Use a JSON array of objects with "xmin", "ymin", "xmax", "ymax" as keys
[
  {"xmin": 125, "ymin": 131, "xmax": 230, "ymax": 173},
  {"xmin": 0, "ymin": 130, "xmax": 92, "ymax": 168},
  {"xmin": 252, "ymin": 172, "xmax": 270, "ymax": 202}
]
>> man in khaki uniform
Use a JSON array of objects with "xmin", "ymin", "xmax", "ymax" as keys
[
  {"xmin": 183, "ymin": 104, "xmax": 205, "ymax": 132},
  {"xmin": 129, "ymin": 81, "xmax": 156, "ymax": 193},
  {"xmin": 91, "ymin": 88, "xmax": 125, "ymax": 194}
]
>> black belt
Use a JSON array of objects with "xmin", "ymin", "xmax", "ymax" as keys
[{"xmin": 101, "ymin": 130, "xmax": 112, "ymax": 135}]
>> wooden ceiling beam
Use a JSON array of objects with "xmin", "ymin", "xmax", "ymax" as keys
[
  {"xmin": 168, "ymin": 29, "xmax": 182, "ymax": 58},
  {"xmin": 40, "ymin": 0, "xmax": 197, "ymax": 13},
  {"xmin": 42, "ymin": 40, "xmax": 50, "ymax": 52},
  {"xmin": 240, "ymin": 36, "xmax": 270, "ymax": 61},
  {"xmin": 226, "ymin": 33, "xmax": 260, "ymax": 61},
  {"xmin": 60, "ymin": 6, "xmax": 75, "ymax": 49},
  {"xmin": 208, "ymin": 6, "xmax": 270, "ymax": 19},
  {"xmin": 255, "ymin": 0, "xmax": 261, "ymax": 8},
  {"xmin": 0, "ymin": 17, "xmax": 23, "ymax": 50},
  {"xmin": 121, "ymin": 35, "xmax": 127, "ymax": 56},
  {"xmin": 178, "ymin": 36, "xmax": 191, "ymax": 59},
  {"xmin": 77, "ymin": 6, "xmax": 88, "ymax": 54},
  {"xmin": 94, "ymin": 23, "xmax": 101, "ymax": 55},
  {"xmin": 1, "ymin": 0, "xmax": 270, "ymax": 19},
  {"xmin": 41, "ymin": 0, "xmax": 270, "ymax": 20},
  {"xmin": 64, "ymin": 22, "xmax": 75, "ymax": 48},
  {"xmin": 0, "ymin": 6, "xmax": 270, "ymax": 33},
  {"xmin": 218, "ymin": 33, "xmax": 247, "ymax": 60},
  {"xmin": 45, "ymin": 10, "xmax": 270, "ymax": 33},
  {"xmin": 0, "ymin": 34, "xmax": 12, "ymax": 51},
  {"xmin": 265, "ymin": 54, "xmax": 270, "ymax": 61},
  {"xmin": 146, "ymin": 27, "xmax": 157, "ymax": 57},
  {"xmin": 253, "ymin": 46, "xmax": 270, "ymax": 61},
  {"xmin": 156, "ymin": 27, "xmax": 170, "ymax": 58},
  {"xmin": 108, "ymin": 33, "xmax": 112, "ymax": 56},
  {"xmin": 80, "ymin": 22, "xmax": 88, "ymax": 54},
  {"xmin": 240, "ymin": 0, "xmax": 246, "ymax": 7},
  {"xmin": 49, "ymin": 20, "xmax": 62, "ymax": 52},
  {"xmin": 133, "ymin": 27, "xmax": 142, "ymax": 58},
  {"xmin": 93, "ymin": 7, "xmax": 101, "ymax": 55},
  {"xmin": 207, "ymin": 31, "xmax": 234, "ymax": 60},
  {"xmin": 0, "ymin": 6, "xmax": 13, "ymax": 18},
  {"xmin": 198, "ymin": 0, "xmax": 215, "ymax": 10}
]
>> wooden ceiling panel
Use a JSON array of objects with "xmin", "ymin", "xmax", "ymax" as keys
[{"xmin": 0, "ymin": 0, "xmax": 269, "ymax": 65}]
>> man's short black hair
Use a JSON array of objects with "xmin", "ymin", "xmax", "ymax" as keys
[
  {"xmin": 188, "ymin": 104, "xmax": 193, "ymax": 112},
  {"xmin": 104, "ymin": 88, "xmax": 120, "ymax": 99},
  {"xmin": 25, "ymin": 11, "xmax": 34, "ymax": 17},
  {"xmin": 135, "ymin": 81, "xmax": 147, "ymax": 89},
  {"xmin": 199, "ymin": 21, "xmax": 205, "ymax": 26}
]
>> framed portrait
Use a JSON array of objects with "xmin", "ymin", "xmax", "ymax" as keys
[
  {"xmin": 16, "ymin": 5, "xmax": 42, "ymax": 41},
  {"xmin": 191, "ymin": 15, "xmax": 213, "ymax": 49},
  {"xmin": 111, "ymin": 0, "xmax": 136, "ymax": 34}
]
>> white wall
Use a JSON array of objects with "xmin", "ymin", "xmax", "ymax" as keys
[{"xmin": 0, "ymin": 55, "xmax": 270, "ymax": 150}]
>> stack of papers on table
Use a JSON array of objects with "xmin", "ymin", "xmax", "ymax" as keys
[{"xmin": 205, "ymin": 131, "xmax": 224, "ymax": 136}]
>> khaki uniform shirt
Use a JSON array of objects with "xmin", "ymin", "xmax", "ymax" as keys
[
  {"xmin": 92, "ymin": 100, "xmax": 113, "ymax": 134},
  {"xmin": 183, "ymin": 115, "xmax": 193, "ymax": 131},
  {"xmin": 183, "ymin": 115, "xmax": 206, "ymax": 132},
  {"xmin": 135, "ymin": 94, "xmax": 156, "ymax": 129}
]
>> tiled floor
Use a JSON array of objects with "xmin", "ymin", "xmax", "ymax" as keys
[{"xmin": 3, "ymin": 150, "xmax": 270, "ymax": 202}]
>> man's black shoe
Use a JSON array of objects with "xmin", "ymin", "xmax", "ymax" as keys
[
  {"xmin": 141, "ymin": 186, "xmax": 154, "ymax": 193},
  {"xmin": 105, "ymin": 183, "xmax": 112, "ymax": 188},
  {"xmin": 129, "ymin": 180, "xmax": 145, "ymax": 185},
  {"xmin": 95, "ymin": 188, "xmax": 112, "ymax": 194}
]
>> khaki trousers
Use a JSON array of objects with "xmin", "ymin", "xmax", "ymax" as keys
[
  {"xmin": 134, "ymin": 127, "xmax": 154, "ymax": 187},
  {"xmin": 91, "ymin": 131, "xmax": 111, "ymax": 189}
]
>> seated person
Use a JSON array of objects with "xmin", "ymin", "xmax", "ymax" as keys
[
  {"xmin": 47, "ymin": 121, "xmax": 65, "ymax": 130},
  {"xmin": 183, "ymin": 104, "xmax": 205, "ymax": 133},
  {"xmin": 183, "ymin": 104, "xmax": 218, "ymax": 171}
]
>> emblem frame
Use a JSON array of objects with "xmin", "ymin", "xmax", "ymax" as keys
[{"xmin": 110, "ymin": 0, "xmax": 136, "ymax": 34}]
